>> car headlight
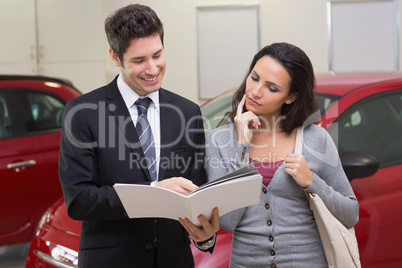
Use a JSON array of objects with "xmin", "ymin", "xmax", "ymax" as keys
[
  {"xmin": 35, "ymin": 207, "xmax": 52, "ymax": 236},
  {"xmin": 34, "ymin": 244, "xmax": 78, "ymax": 268}
]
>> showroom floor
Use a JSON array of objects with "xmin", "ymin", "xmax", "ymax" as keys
[{"xmin": 0, "ymin": 243, "xmax": 29, "ymax": 268}]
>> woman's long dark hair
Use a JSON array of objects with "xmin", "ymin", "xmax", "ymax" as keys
[{"xmin": 220, "ymin": 42, "xmax": 318, "ymax": 134}]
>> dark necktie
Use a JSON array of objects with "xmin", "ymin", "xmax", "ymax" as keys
[{"xmin": 135, "ymin": 97, "xmax": 157, "ymax": 181}]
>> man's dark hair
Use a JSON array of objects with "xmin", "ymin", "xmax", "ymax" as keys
[{"xmin": 105, "ymin": 4, "xmax": 164, "ymax": 64}]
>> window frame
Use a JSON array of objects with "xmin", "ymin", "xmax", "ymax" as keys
[
  {"xmin": 1, "ymin": 88, "xmax": 67, "ymax": 139},
  {"xmin": 328, "ymin": 88, "xmax": 402, "ymax": 168}
]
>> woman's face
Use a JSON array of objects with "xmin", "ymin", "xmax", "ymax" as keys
[{"xmin": 245, "ymin": 55, "xmax": 295, "ymax": 119}]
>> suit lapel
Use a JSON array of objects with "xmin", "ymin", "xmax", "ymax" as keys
[
  {"xmin": 158, "ymin": 89, "xmax": 175, "ymax": 180},
  {"xmin": 105, "ymin": 78, "xmax": 152, "ymax": 181}
]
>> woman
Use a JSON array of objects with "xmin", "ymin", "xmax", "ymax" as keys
[{"xmin": 206, "ymin": 43, "xmax": 359, "ymax": 267}]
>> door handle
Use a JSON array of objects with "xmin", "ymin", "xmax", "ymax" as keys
[{"xmin": 7, "ymin": 160, "xmax": 37, "ymax": 170}]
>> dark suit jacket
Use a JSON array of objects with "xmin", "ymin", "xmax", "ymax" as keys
[{"xmin": 59, "ymin": 77, "xmax": 206, "ymax": 268}]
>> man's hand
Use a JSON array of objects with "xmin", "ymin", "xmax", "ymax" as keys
[
  {"xmin": 154, "ymin": 177, "xmax": 198, "ymax": 195},
  {"xmin": 178, "ymin": 207, "xmax": 220, "ymax": 242}
]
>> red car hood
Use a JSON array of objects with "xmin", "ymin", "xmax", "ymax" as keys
[{"xmin": 48, "ymin": 197, "xmax": 81, "ymax": 236}]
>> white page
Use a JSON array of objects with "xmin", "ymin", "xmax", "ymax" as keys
[
  {"xmin": 187, "ymin": 174, "xmax": 262, "ymax": 223},
  {"xmin": 114, "ymin": 184, "xmax": 190, "ymax": 221},
  {"xmin": 114, "ymin": 173, "xmax": 262, "ymax": 226}
]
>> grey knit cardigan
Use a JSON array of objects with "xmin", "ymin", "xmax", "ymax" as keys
[{"xmin": 205, "ymin": 123, "xmax": 359, "ymax": 268}]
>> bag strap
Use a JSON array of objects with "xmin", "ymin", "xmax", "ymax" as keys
[
  {"xmin": 295, "ymin": 126, "xmax": 304, "ymax": 155},
  {"xmin": 295, "ymin": 126, "xmax": 311, "ymax": 204}
]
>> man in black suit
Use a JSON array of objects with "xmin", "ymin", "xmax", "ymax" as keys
[{"xmin": 59, "ymin": 4, "xmax": 219, "ymax": 268}]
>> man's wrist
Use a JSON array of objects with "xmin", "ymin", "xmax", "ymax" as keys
[{"xmin": 194, "ymin": 233, "xmax": 216, "ymax": 250}]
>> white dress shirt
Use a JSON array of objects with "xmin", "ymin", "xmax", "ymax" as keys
[{"xmin": 117, "ymin": 74, "xmax": 161, "ymax": 180}]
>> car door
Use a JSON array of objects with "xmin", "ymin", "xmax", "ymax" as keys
[
  {"xmin": 328, "ymin": 89, "xmax": 402, "ymax": 267},
  {"xmin": 20, "ymin": 90, "xmax": 65, "ymax": 220},
  {"xmin": 0, "ymin": 86, "xmax": 67, "ymax": 246},
  {"xmin": 0, "ymin": 89, "xmax": 40, "ymax": 245}
]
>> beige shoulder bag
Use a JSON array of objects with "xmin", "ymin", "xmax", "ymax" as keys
[{"xmin": 295, "ymin": 127, "xmax": 361, "ymax": 268}]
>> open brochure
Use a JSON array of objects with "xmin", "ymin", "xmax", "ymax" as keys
[{"xmin": 114, "ymin": 164, "xmax": 263, "ymax": 226}]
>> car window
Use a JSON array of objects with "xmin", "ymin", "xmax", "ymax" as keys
[
  {"xmin": 25, "ymin": 92, "xmax": 65, "ymax": 132},
  {"xmin": 0, "ymin": 92, "xmax": 13, "ymax": 139},
  {"xmin": 315, "ymin": 93, "xmax": 340, "ymax": 116},
  {"xmin": 201, "ymin": 91, "xmax": 234, "ymax": 135},
  {"xmin": 331, "ymin": 90, "xmax": 402, "ymax": 165}
]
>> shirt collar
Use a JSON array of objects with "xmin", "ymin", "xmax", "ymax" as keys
[{"xmin": 117, "ymin": 74, "xmax": 160, "ymax": 112}]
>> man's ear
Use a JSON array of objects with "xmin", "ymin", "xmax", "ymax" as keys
[
  {"xmin": 109, "ymin": 49, "xmax": 121, "ymax": 67},
  {"xmin": 285, "ymin": 93, "xmax": 297, "ymax": 105}
]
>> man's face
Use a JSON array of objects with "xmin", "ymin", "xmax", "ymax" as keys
[{"xmin": 110, "ymin": 34, "xmax": 166, "ymax": 96}]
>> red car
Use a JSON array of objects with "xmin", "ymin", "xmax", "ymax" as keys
[
  {"xmin": 0, "ymin": 75, "xmax": 81, "ymax": 247},
  {"xmin": 26, "ymin": 72, "xmax": 402, "ymax": 268}
]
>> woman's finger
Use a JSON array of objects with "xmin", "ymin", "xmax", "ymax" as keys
[
  {"xmin": 283, "ymin": 153, "xmax": 302, "ymax": 162},
  {"xmin": 236, "ymin": 95, "xmax": 246, "ymax": 118}
]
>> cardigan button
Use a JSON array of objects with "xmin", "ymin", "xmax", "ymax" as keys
[
  {"xmin": 269, "ymin": 235, "xmax": 274, "ymax": 242},
  {"xmin": 262, "ymin": 188, "xmax": 267, "ymax": 193},
  {"xmin": 270, "ymin": 249, "xmax": 275, "ymax": 256},
  {"xmin": 267, "ymin": 220, "xmax": 272, "ymax": 226},
  {"xmin": 271, "ymin": 263, "xmax": 277, "ymax": 268},
  {"xmin": 265, "ymin": 203, "xmax": 270, "ymax": 210}
]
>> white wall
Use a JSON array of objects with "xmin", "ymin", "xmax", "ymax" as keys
[
  {"xmin": 1, "ymin": 0, "xmax": 401, "ymax": 103},
  {"xmin": 260, "ymin": 0, "xmax": 329, "ymax": 73},
  {"xmin": 105, "ymin": 0, "xmax": 330, "ymax": 102}
]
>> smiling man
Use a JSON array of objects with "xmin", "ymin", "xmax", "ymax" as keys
[
  {"xmin": 58, "ymin": 4, "xmax": 218, "ymax": 268},
  {"xmin": 111, "ymin": 35, "xmax": 165, "ymax": 96}
]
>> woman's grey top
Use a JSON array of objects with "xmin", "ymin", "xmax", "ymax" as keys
[{"xmin": 206, "ymin": 123, "xmax": 359, "ymax": 268}]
